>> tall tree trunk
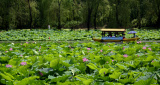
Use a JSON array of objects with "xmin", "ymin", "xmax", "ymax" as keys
[
  {"xmin": 115, "ymin": 0, "xmax": 120, "ymax": 27},
  {"xmin": 71, "ymin": 0, "xmax": 75, "ymax": 31},
  {"xmin": 28, "ymin": 0, "xmax": 32, "ymax": 29},
  {"xmin": 94, "ymin": 3, "xmax": 99, "ymax": 30},
  {"xmin": 87, "ymin": 9, "xmax": 91, "ymax": 31},
  {"xmin": 4, "ymin": 0, "xmax": 10, "ymax": 31},
  {"xmin": 138, "ymin": 0, "xmax": 142, "ymax": 29},
  {"xmin": 87, "ymin": 6, "xmax": 93, "ymax": 31},
  {"xmin": 58, "ymin": 0, "xmax": 61, "ymax": 30},
  {"xmin": 156, "ymin": 12, "xmax": 160, "ymax": 27}
]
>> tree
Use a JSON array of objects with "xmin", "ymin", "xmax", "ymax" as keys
[{"xmin": 28, "ymin": 0, "xmax": 33, "ymax": 29}]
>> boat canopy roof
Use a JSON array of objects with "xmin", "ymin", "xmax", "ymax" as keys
[{"xmin": 101, "ymin": 29, "xmax": 125, "ymax": 32}]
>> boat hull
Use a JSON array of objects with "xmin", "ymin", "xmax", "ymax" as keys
[{"xmin": 92, "ymin": 38, "xmax": 140, "ymax": 42}]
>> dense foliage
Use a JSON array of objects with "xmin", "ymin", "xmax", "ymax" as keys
[
  {"xmin": 0, "ymin": 41, "xmax": 160, "ymax": 85},
  {"xmin": 0, "ymin": 29, "xmax": 160, "ymax": 41},
  {"xmin": 0, "ymin": 0, "xmax": 160, "ymax": 30}
]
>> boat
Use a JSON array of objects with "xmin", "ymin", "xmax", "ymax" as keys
[{"xmin": 92, "ymin": 29, "xmax": 140, "ymax": 42}]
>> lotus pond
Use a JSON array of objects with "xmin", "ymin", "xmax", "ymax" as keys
[
  {"xmin": 0, "ymin": 29, "xmax": 160, "ymax": 41},
  {"xmin": 0, "ymin": 41, "xmax": 160, "ymax": 85}
]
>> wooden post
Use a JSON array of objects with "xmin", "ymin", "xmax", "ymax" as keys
[{"xmin": 122, "ymin": 32, "xmax": 125, "ymax": 39}]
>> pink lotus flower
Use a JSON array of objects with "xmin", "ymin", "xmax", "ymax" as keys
[
  {"xmin": 6, "ymin": 64, "xmax": 12, "ymax": 68},
  {"xmin": 20, "ymin": 62, "xmax": 27, "ymax": 65},
  {"xmin": 40, "ymin": 72, "xmax": 43, "ymax": 76},
  {"xmin": 69, "ymin": 45, "xmax": 71, "ymax": 48},
  {"xmin": 112, "ymin": 60, "xmax": 114, "ymax": 62},
  {"xmin": 100, "ymin": 50, "xmax": 103, "ymax": 52},
  {"xmin": 26, "ymin": 42, "xmax": 28, "ymax": 44},
  {"xmin": 138, "ymin": 55, "xmax": 139, "ymax": 57},
  {"xmin": 123, "ymin": 54, "xmax": 128, "ymax": 57},
  {"xmin": 20, "ymin": 55, "xmax": 23, "ymax": 56},
  {"xmin": 152, "ymin": 60, "xmax": 154, "ymax": 62},
  {"xmin": 87, "ymin": 48, "xmax": 90, "ymax": 50},
  {"xmin": 142, "ymin": 47, "xmax": 146, "ymax": 49},
  {"xmin": 83, "ymin": 58, "xmax": 89, "ymax": 62},
  {"xmin": 123, "ymin": 47, "xmax": 125, "ymax": 50},
  {"xmin": 137, "ymin": 41, "xmax": 142, "ymax": 43},
  {"xmin": 109, "ymin": 46, "xmax": 110, "ymax": 47},
  {"xmin": 40, "ymin": 46, "xmax": 41, "ymax": 48},
  {"xmin": 106, "ymin": 61, "xmax": 108, "ymax": 63},
  {"xmin": 9, "ymin": 48, "xmax": 13, "ymax": 51},
  {"xmin": 148, "ymin": 48, "xmax": 151, "ymax": 51}
]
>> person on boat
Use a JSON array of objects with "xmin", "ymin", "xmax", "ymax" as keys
[{"xmin": 108, "ymin": 32, "xmax": 112, "ymax": 37}]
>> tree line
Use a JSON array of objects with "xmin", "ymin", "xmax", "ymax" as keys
[{"xmin": 0, "ymin": 0, "xmax": 160, "ymax": 30}]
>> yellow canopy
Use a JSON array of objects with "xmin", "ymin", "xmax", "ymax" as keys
[{"xmin": 101, "ymin": 29, "xmax": 125, "ymax": 32}]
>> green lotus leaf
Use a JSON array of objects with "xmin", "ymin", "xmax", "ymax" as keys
[
  {"xmin": 115, "ymin": 63, "xmax": 128, "ymax": 70},
  {"xmin": 0, "ymin": 73, "xmax": 13, "ymax": 81},
  {"xmin": 50, "ymin": 58, "xmax": 59, "ymax": 69},
  {"xmin": 109, "ymin": 71, "xmax": 121, "ymax": 79},
  {"xmin": 99, "ymin": 68, "xmax": 108, "ymax": 77},
  {"xmin": 87, "ymin": 63, "xmax": 98, "ymax": 70}
]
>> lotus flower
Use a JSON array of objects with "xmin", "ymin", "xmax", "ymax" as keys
[
  {"xmin": 100, "ymin": 50, "xmax": 103, "ymax": 52},
  {"xmin": 87, "ymin": 48, "xmax": 90, "ymax": 50},
  {"xmin": 148, "ymin": 48, "xmax": 151, "ymax": 51},
  {"xmin": 123, "ymin": 47, "xmax": 125, "ymax": 50},
  {"xmin": 112, "ymin": 60, "xmax": 114, "ymax": 62},
  {"xmin": 20, "ymin": 62, "xmax": 27, "ymax": 65},
  {"xmin": 6, "ymin": 64, "xmax": 12, "ymax": 68},
  {"xmin": 11, "ymin": 43, "xmax": 14, "ymax": 45},
  {"xmin": 26, "ymin": 42, "xmax": 28, "ymax": 44},
  {"xmin": 83, "ymin": 58, "xmax": 89, "ymax": 62},
  {"xmin": 142, "ymin": 47, "xmax": 146, "ymax": 49},
  {"xmin": 137, "ymin": 41, "xmax": 142, "ymax": 44},
  {"xmin": 40, "ymin": 72, "xmax": 43, "ymax": 76},
  {"xmin": 123, "ymin": 54, "xmax": 128, "ymax": 57},
  {"xmin": 9, "ymin": 48, "xmax": 13, "ymax": 51}
]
